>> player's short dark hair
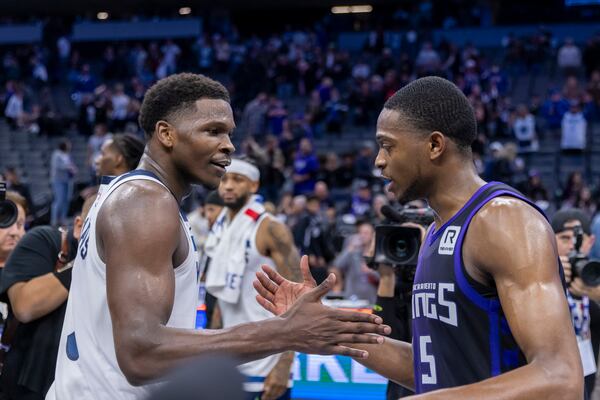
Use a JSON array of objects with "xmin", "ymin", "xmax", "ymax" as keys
[
  {"xmin": 111, "ymin": 134, "xmax": 145, "ymax": 171},
  {"xmin": 384, "ymin": 76, "xmax": 477, "ymax": 151},
  {"xmin": 139, "ymin": 73, "xmax": 230, "ymax": 138}
]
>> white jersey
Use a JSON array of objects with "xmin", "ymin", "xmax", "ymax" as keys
[
  {"xmin": 214, "ymin": 211, "xmax": 291, "ymax": 392},
  {"xmin": 47, "ymin": 171, "xmax": 199, "ymax": 400}
]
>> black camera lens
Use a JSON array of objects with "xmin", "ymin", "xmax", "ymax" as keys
[
  {"xmin": 383, "ymin": 231, "xmax": 419, "ymax": 264},
  {"xmin": 0, "ymin": 199, "xmax": 18, "ymax": 229},
  {"xmin": 579, "ymin": 260, "xmax": 600, "ymax": 287}
]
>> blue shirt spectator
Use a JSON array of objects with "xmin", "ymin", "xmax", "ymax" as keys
[
  {"xmin": 541, "ymin": 89, "xmax": 570, "ymax": 129},
  {"xmin": 293, "ymin": 138, "xmax": 319, "ymax": 195}
]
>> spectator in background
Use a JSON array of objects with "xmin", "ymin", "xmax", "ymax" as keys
[
  {"xmin": 258, "ymin": 135, "xmax": 286, "ymax": 203},
  {"xmin": 329, "ymin": 220, "xmax": 378, "ymax": 304},
  {"xmin": 188, "ymin": 190, "xmax": 224, "ymax": 258},
  {"xmin": 292, "ymin": 194, "xmax": 334, "ymax": 283},
  {"xmin": 293, "ymin": 138, "xmax": 319, "ymax": 195},
  {"xmin": 266, "ymin": 97, "xmax": 288, "ymax": 136},
  {"xmin": 87, "ymin": 123, "xmax": 112, "ymax": 180},
  {"xmin": 241, "ymin": 92, "xmax": 268, "ymax": 138},
  {"xmin": 591, "ymin": 213, "xmax": 600, "ymax": 260},
  {"xmin": 561, "ymin": 101, "xmax": 587, "ymax": 153},
  {"xmin": 0, "ymin": 196, "xmax": 95, "ymax": 400},
  {"xmin": 73, "ymin": 64, "xmax": 96, "ymax": 98},
  {"xmin": 30, "ymin": 56, "xmax": 48, "ymax": 86},
  {"xmin": 110, "ymin": 83, "xmax": 131, "ymax": 131},
  {"xmin": 313, "ymin": 181, "xmax": 332, "ymax": 211},
  {"xmin": 521, "ymin": 171, "xmax": 550, "ymax": 212},
  {"xmin": 0, "ymin": 191, "xmax": 27, "ymax": 323},
  {"xmin": 415, "ymin": 42, "xmax": 440, "ymax": 75},
  {"xmin": 583, "ymin": 34, "xmax": 600, "ymax": 77},
  {"xmin": 160, "ymin": 39, "xmax": 181, "ymax": 78},
  {"xmin": 3, "ymin": 167, "xmax": 32, "ymax": 214},
  {"xmin": 587, "ymin": 70, "xmax": 600, "ymax": 107},
  {"xmin": 0, "ymin": 192, "xmax": 27, "ymax": 273},
  {"xmin": 371, "ymin": 194, "xmax": 389, "ymax": 226},
  {"xmin": 354, "ymin": 143, "xmax": 376, "ymax": 183},
  {"xmin": 351, "ymin": 181, "xmax": 373, "ymax": 217},
  {"xmin": 551, "ymin": 209, "xmax": 600, "ymax": 398},
  {"xmin": 194, "ymin": 36, "xmax": 214, "ymax": 73},
  {"xmin": 50, "ymin": 140, "xmax": 77, "ymax": 227},
  {"xmin": 512, "ymin": 104, "xmax": 538, "ymax": 152},
  {"xmin": 542, "ymin": 89, "xmax": 570, "ymax": 131},
  {"xmin": 94, "ymin": 134, "xmax": 145, "ymax": 178},
  {"xmin": 562, "ymin": 171, "xmax": 586, "ymax": 206},
  {"xmin": 4, "ymin": 85, "xmax": 24, "ymax": 130},
  {"xmin": 558, "ymin": 38, "xmax": 582, "ymax": 77},
  {"xmin": 336, "ymin": 153, "xmax": 357, "ymax": 189},
  {"xmin": 317, "ymin": 152, "xmax": 340, "ymax": 189}
]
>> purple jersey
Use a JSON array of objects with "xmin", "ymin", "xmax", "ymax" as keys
[{"xmin": 412, "ymin": 181, "xmax": 557, "ymax": 393}]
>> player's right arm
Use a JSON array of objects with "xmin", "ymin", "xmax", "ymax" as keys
[{"xmin": 98, "ymin": 182, "xmax": 390, "ymax": 386}]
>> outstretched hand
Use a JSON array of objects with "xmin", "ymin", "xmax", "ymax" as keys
[
  {"xmin": 254, "ymin": 255, "xmax": 391, "ymax": 359},
  {"xmin": 254, "ymin": 255, "xmax": 316, "ymax": 316}
]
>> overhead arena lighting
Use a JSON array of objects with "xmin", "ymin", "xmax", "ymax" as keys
[
  {"xmin": 179, "ymin": 7, "xmax": 192, "ymax": 15},
  {"xmin": 96, "ymin": 11, "xmax": 109, "ymax": 20},
  {"xmin": 331, "ymin": 5, "xmax": 373, "ymax": 14}
]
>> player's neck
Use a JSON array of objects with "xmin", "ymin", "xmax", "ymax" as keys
[
  {"xmin": 427, "ymin": 166, "xmax": 486, "ymax": 228},
  {"xmin": 137, "ymin": 153, "xmax": 190, "ymax": 203}
]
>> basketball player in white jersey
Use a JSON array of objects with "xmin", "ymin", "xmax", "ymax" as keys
[
  {"xmin": 47, "ymin": 73, "xmax": 390, "ymax": 400},
  {"xmin": 207, "ymin": 159, "xmax": 300, "ymax": 400}
]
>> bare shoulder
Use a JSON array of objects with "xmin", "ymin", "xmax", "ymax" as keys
[
  {"xmin": 99, "ymin": 180, "xmax": 179, "ymax": 225},
  {"xmin": 256, "ymin": 215, "xmax": 292, "ymax": 251},
  {"xmin": 472, "ymin": 196, "xmax": 552, "ymax": 237},
  {"xmin": 466, "ymin": 196, "xmax": 557, "ymax": 276},
  {"xmin": 261, "ymin": 215, "xmax": 291, "ymax": 238},
  {"xmin": 97, "ymin": 180, "xmax": 181, "ymax": 253}
]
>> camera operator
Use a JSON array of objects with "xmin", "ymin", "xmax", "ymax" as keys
[
  {"xmin": 551, "ymin": 208, "xmax": 600, "ymax": 398},
  {"xmin": 329, "ymin": 220, "xmax": 378, "ymax": 304},
  {"xmin": 0, "ymin": 192, "xmax": 27, "ymax": 273},
  {"xmin": 0, "ymin": 195, "xmax": 95, "ymax": 400},
  {"xmin": 365, "ymin": 206, "xmax": 429, "ymax": 400},
  {"xmin": 0, "ymin": 191, "xmax": 27, "ymax": 324}
]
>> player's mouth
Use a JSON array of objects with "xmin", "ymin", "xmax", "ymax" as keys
[
  {"xmin": 380, "ymin": 175, "xmax": 396, "ymax": 194},
  {"xmin": 210, "ymin": 158, "xmax": 231, "ymax": 173}
]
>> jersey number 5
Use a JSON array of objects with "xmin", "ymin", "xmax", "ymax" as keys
[{"xmin": 420, "ymin": 335, "xmax": 437, "ymax": 385}]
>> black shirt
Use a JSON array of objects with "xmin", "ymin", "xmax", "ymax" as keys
[{"xmin": 0, "ymin": 226, "xmax": 77, "ymax": 397}]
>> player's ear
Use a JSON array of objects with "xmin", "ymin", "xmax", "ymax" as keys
[
  {"xmin": 155, "ymin": 120, "xmax": 176, "ymax": 149},
  {"xmin": 250, "ymin": 180, "xmax": 259, "ymax": 194},
  {"xmin": 429, "ymin": 131, "xmax": 446, "ymax": 161}
]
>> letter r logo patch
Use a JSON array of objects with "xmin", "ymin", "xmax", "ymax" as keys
[{"xmin": 438, "ymin": 226, "xmax": 461, "ymax": 255}]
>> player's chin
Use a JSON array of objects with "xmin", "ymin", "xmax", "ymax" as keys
[{"xmin": 194, "ymin": 172, "xmax": 222, "ymax": 189}]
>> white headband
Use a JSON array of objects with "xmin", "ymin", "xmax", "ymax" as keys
[{"xmin": 226, "ymin": 159, "xmax": 260, "ymax": 182}]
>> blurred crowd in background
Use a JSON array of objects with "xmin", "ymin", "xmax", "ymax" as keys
[{"xmin": 2, "ymin": 11, "xmax": 600, "ymax": 301}]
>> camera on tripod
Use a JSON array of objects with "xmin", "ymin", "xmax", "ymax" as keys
[
  {"xmin": 368, "ymin": 206, "xmax": 435, "ymax": 271},
  {"xmin": 569, "ymin": 225, "xmax": 600, "ymax": 287},
  {"xmin": 0, "ymin": 182, "xmax": 18, "ymax": 229}
]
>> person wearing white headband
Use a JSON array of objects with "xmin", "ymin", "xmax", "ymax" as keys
[
  {"xmin": 225, "ymin": 159, "xmax": 260, "ymax": 183},
  {"xmin": 205, "ymin": 158, "xmax": 299, "ymax": 400}
]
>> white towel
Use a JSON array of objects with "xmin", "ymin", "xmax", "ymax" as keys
[{"xmin": 205, "ymin": 196, "xmax": 265, "ymax": 304}]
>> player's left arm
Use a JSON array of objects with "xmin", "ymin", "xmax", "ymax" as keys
[
  {"xmin": 411, "ymin": 198, "xmax": 583, "ymax": 399},
  {"xmin": 257, "ymin": 216, "xmax": 301, "ymax": 400}
]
